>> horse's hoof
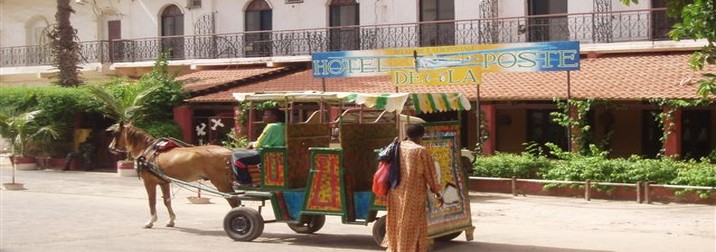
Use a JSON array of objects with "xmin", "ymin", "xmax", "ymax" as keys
[
  {"xmin": 166, "ymin": 223, "xmax": 175, "ymax": 227},
  {"xmin": 143, "ymin": 224, "xmax": 153, "ymax": 229}
]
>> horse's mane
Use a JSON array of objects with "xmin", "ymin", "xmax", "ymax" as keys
[{"xmin": 124, "ymin": 124, "xmax": 156, "ymax": 155}]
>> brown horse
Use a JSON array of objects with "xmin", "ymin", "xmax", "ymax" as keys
[{"xmin": 109, "ymin": 123, "xmax": 239, "ymax": 228}]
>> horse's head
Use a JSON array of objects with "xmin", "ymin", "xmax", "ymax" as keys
[{"xmin": 108, "ymin": 122, "xmax": 129, "ymax": 155}]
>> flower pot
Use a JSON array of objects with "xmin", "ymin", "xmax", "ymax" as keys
[
  {"xmin": 117, "ymin": 160, "xmax": 136, "ymax": 177},
  {"xmin": 13, "ymin": 156, "xmax": 37, "ymax": 171},
  {"xmin": 187, "ymin": 196, "xmax": 211, "ymax": 204},
  {"xmin": 48, "ymin": 158, "xmax": 74, "ymax": 170},
  {"xmin": 2, "ymin": 182, "xmax": 26, "ymax": 190}
]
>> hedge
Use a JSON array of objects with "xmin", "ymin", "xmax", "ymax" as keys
[{"xmin": 472, "ymin": 153, "xmax": 715, "ymax": 192}]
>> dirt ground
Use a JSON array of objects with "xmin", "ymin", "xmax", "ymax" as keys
[{"xmin": 1, "ymin": 155, "xmax": 715, "ymax": 252}]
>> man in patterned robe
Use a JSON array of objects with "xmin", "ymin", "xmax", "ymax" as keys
[{"xmin": 384, "ymin": 124, "xmax": 443, "ymax": 252}]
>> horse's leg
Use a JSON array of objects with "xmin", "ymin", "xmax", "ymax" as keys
[
  {"xmin": 143, "ymin": 181, "xmax": 158, "ymax": 229},
  {"xmin": 207, "ymin": 174, "xmax": 240, "ymax": 208},
  {"xmin": 160, "ymin": 183, "xmax": 176, "ymax": 227}
]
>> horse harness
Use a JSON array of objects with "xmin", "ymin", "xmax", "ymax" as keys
[{"xmin": 135, "ymin": 138, "xmax": 189, "ymax": 182}]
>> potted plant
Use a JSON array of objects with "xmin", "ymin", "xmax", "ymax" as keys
[
  {"xmin": 0, "ymin": 109, "xmax": 59, "ymax": 190},
  {"xmin": 85, "ymin": 82, "xmax": 157, "ymax": 176},
  {"xmin": 0, "ymin": 109, "xmax": 60, "ymax": 171}
]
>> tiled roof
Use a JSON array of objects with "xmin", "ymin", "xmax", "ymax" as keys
[
  {"xmin": 177, "ymin": 67, "xmax": 289, "ymax": 94},
  {"xmin": 187, "ymin": 53, "xmax": 715, "ymax": 103}
]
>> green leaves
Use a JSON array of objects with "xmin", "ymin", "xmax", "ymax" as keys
[
  {"xmin": 0, "ymin": 108, "xmax": 60, "ymax": 156},
  {"xmin": 473, "ymin": 146, "xmax": 715, "ymax": 198},
  {"xmin": 668, "ymin": 0, "xmax": 716, "ymax": 97},
  {"xmin": 473, "ymin": 152, "xmax": 551, "ymax": 179},
  {"xmin": 623, "ymin": 0, "xmax": 716, "ymax": 97},
  {"xmin": 649, "ymin": 99, "xmax": 712, "ymax": 156}
]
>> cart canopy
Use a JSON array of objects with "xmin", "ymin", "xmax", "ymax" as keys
[{"xmin": 233, "ymin": 91, "xmax": 471, "ymax": 114}]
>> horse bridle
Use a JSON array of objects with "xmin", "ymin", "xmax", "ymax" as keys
[{"xmin": 108, "ymin": 129, "xmax": 128, "ymax": 155}]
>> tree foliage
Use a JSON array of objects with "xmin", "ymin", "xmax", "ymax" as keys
[
  {"xmin": 48, "ymin": 0, "xmax": 82, "ymax": 87},
  {"xmin": 621, "ymin": 0, "xmax": 716, "ymax": 97}
]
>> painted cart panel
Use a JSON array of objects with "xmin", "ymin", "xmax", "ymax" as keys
[
  {"xmin": 423, "ymin": 122, "xmax": 474, "ymax": 238},
  {"xmin": 303, "ymin": 148, "xmax": 346, "ymax": 216}
]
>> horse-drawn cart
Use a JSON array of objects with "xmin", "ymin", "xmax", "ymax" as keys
[{"xmin": 222, "ymin": 91, "xmax": 475, "ymax": 245}]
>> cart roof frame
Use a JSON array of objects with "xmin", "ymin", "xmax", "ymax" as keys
[{"xmin": 233, "ymin": 91, "xmax": 471, "ymax": 114}]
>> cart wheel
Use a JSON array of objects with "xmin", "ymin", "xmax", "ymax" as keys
[
  {"xmin": 287, "ymin": 215, "xmax": 325, "ymax": 234},
  {"xmin": 223, "ymin": 207, "xmax": 264, "ymax": 241},
  {"xmin": 435, "ymin": 231, "xmax": 462, "ymax": 242},
  {"xmin": 372, "ymin": 216, "xmax": 386, "ymax": 246}
]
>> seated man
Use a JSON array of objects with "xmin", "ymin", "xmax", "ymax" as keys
[{"xmin": 232, "ymin": 108, "xmax": 285, "ymax": 185}]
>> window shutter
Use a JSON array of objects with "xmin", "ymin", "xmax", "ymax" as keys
[{"xmin": 187, "ymin": 0, "xmax": 201, "ymax": 9}]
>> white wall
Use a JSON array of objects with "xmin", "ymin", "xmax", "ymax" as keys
[
  {"xmin": 0, "ymin": 0, "xmax": 657, "ymax": 47},
  {"xmin": 455, "ymin": 0, "xmax": 479, "ymax": 20},
  {"xmin": 499, "ymin": 0, "xmax": 526, "ymax": 18},
  {"xmin": 1, "ymin": 0, "xmax": 55, "ymax": 47}
]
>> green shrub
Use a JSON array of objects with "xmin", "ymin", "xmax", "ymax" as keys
[
  {"xmin": 222, "ymin": 130, "xmax": 250, "ymax": 150},
  {"xmin": 671, "ymin": 161, "xmax": 716, "ymax": 198},
  {"xmin": 0, "ymin": 87, "xmax": 99, "ymax": 156},
  {"xmin": 473, "ymin": 153, "xmax": 551, "ymax": 178},
  {"xmin": 136, "ymin": 53, "xmax": 187, "ymax": 124},
  {"xmin": 140, "ymin": 122, "xmax": 182, "ymax": 139},
  {"xmin": 620, "ymin": 157, "xmax": 681, "ymax": 184},
  {"xmin": 0, "ymin": 87, "xmax": 98, "ymax": 127},
  {"xmin": 477, "ymin": 145, "xmax": 713, "ymax": 197}
]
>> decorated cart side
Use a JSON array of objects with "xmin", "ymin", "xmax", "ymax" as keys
[{"xmin": 223, "ymin": 91, "xmax": 475, "ymax": 245}]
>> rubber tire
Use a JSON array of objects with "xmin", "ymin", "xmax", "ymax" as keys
[
  {"xmin": 435, "ymin": 231, "xmax": 462, "ymax": 242},
  {"xmin": 287, "ymin": 215, "xmax": 326, "ymax": 234},
  {"xmin": 223, "ymin": 207, "xmax": 264, "ymax": 241},
  {"xmin": 372, "ymin": 215, "xmax": 387, "ymax": 246}
]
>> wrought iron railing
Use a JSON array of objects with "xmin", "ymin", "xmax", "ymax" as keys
[{"xmin": 0, "ymin": 8, "xmax": 676, "ymax": 67}]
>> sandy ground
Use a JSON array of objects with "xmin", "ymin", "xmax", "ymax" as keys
[{"xmin": 1, "ymin": 154, "xmax": 715, "ymax": 252}]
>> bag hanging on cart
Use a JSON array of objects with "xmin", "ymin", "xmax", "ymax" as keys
[
  {"xmin": 373, "ymin": 160, "xmax": 391, "ymax": 196},
  {"xmin": 373, "ymin": 139, "xmax": 400, "ymax": 196}
]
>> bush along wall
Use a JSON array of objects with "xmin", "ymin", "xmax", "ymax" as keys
[
  {"xmin": 0, "ymin": 86, "xmax": 100, "ymax": 156},
  {"xmin": 472, "ymin": 144, "xmax": 716, "ymax": 199}
]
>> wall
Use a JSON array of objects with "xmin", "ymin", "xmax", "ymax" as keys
[
  {"xmin": 499, "ymin": 0, "xmax": 525, "ymax": 17},
  {"xmin": 0, "ymin": 0, "xmax": 662, "ymax": 47},
  {"xmin": 495, "ymin": 108, "xmax": 526, "ymax": 153}
]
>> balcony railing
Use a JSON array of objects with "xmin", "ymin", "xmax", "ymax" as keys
[{"xmin": 1, "ymin": 8, "xmax": 675, "ymax": 68}]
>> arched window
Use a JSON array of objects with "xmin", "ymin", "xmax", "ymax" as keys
[
  {"xmin": 25, "ymin": 16, "xmax": 50, "ymax": 46},
  {"xmin": 161, "ymin": 5, "xmax": 184, "ymax": 59},
  {"xmin": 245, "ymin": 0, "xmax": 272, "ymax": 56},
  {"xmin": 329, "ymin": 0, "xmax": 359, "ymax": 51},
  {"xmin": 419, "ymin": 0, "xmax": 454, "ymax": 46}
]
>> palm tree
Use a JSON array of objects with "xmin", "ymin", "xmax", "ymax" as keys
[
  {"xmin": 49, "ymin": 0, "xmax": 81, "ymax": 87},
  {"xmin": 84, "ymin": 83, "xmax": 158, "ymax": 162},
  {"xmin": 84, "ymin": 83, "xmax": 158, "ymax": 124},
  {"xmin": 0, "ymin": 109, "xmax": 60, "ymax": 158}
]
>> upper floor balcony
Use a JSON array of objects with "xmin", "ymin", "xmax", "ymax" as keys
[{"xmin": 1, "ymin": 8, "xmax": 677, "ymax": 68}]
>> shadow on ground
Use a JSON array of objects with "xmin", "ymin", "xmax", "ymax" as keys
[{"xmin": 173, "ymin": 226, "xmax": 607, "ymax": 252}]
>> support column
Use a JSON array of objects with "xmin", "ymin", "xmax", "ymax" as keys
[
  {"xmin": 482, "ymin": 104, "xmax": 496, "ymax": 156},
  {"xmin": 664, "ymin": 108, "xmax": 682, "ymax": 157},
  {"xmin": 173, "ymin": 105, "xmax": 193, "ymax": 143}
]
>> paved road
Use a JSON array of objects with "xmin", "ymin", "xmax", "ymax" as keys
[{"xmin": 1, "ymin": 164, "xmax": 714, "ymax": 252}]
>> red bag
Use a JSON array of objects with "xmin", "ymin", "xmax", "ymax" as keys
[{"xmin": 372, "ymin": 160, "xmax": 391, "ymax": 196}]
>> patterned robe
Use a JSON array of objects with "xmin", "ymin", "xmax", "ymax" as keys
[{"xmin": 384, "ymin": 140, "xmax": 442, "ymax": 252}]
